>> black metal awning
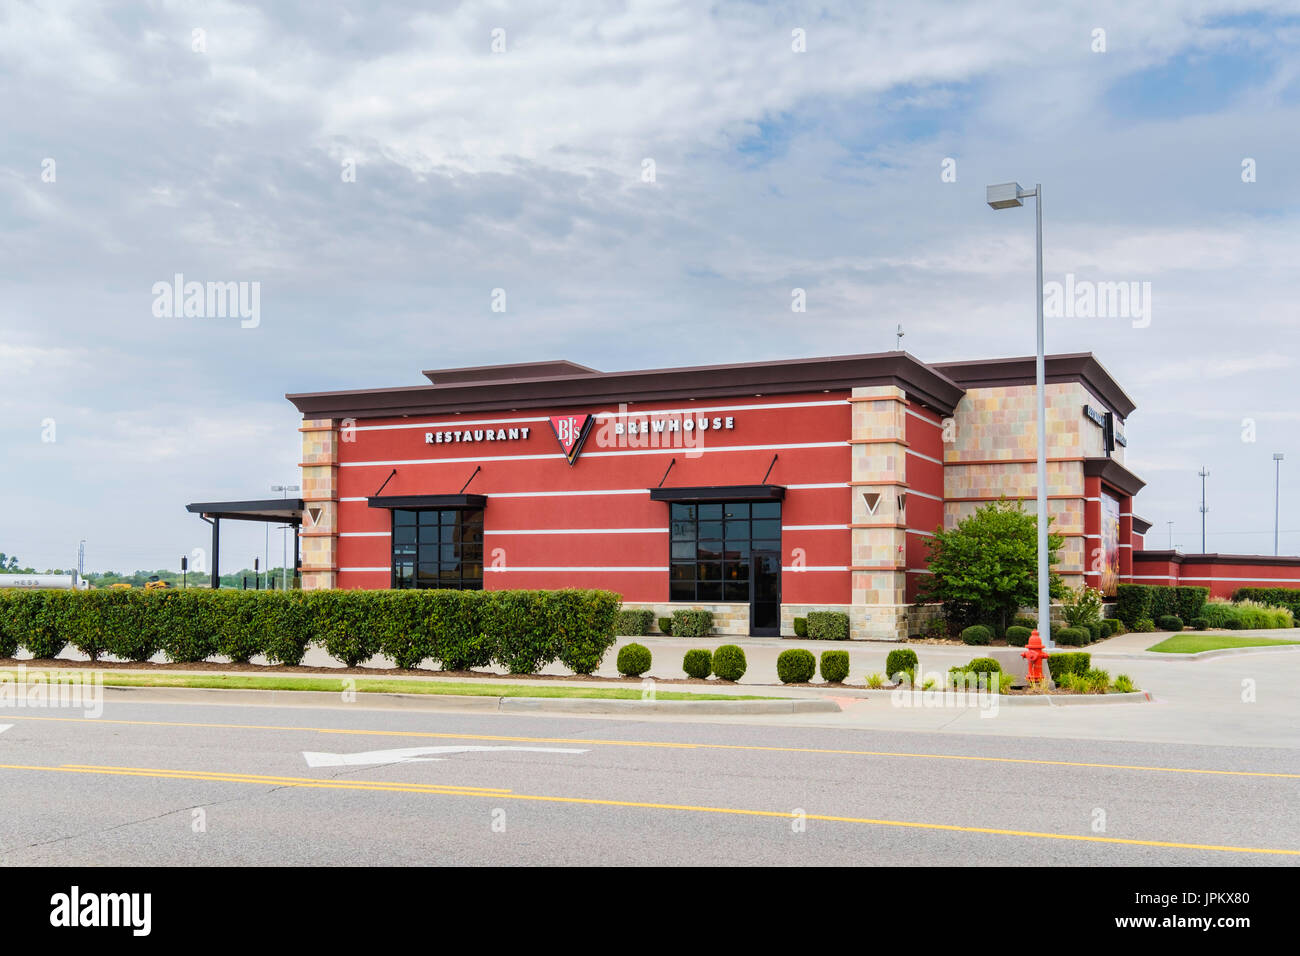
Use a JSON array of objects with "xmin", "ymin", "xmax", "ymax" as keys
[
  {"xmin": 185, "ymin": 499, "xmax": 305, "ymax": 589},
  {"xmin": 186, "ymin": 499, "xmax": 305, "ymax": 524},
  {"xmin": 367, "ymin": 494, "xmax": 488, "ymax": 510},
  {"xmin": 648, "ymin": 485, "xmax": 786, "ymax": 503}
]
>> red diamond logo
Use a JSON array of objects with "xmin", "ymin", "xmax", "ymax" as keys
[{"xmin": 549, "ymin": 414, "xmax": 594, "ymax": 466}]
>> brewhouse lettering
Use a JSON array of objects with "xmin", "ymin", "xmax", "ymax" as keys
[
  {"xmin": 616, "ymin": 416, "xmax": 733, "ymax": 435},
  {"xmin": 425, "ymin": 427, "xmax": 530, "ymax": 444}
]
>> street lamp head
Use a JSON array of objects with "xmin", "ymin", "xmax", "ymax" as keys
[
  {"xmin": 986, "ymin": 182, "xmax": 1025, "ymax": 209},
  {"xmin": 1274, "ymin": 453, "xmax": 1285, "ymax": 461}
]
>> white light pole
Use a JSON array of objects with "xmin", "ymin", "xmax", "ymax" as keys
[
  {"xmin": 1275, "ymin": 453, "xmax": 1285, "ymax": 556},
  {"xmin": 271, "ymin": 483, "xmax": 300, "ymax": 589},
  {"xmin": 987, "ymin": 181, "xmax": 1051, "ymax": 647}
]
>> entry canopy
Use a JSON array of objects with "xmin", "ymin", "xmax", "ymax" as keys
[
  {"xmin": 649, "ymin": 485, "xmax": 786, "ymax": 503},
  {"xmin": 367, "ymin": 494, "xmax": 488, "ymax": 509},
  {"xmin": 186, "ymin": 499, "xmax": 305, "ymax": 523}
]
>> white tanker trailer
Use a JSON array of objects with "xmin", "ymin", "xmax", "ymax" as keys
[{"xmin": 0, "ymin": 573, "xmax": 89, "ymax": 590}]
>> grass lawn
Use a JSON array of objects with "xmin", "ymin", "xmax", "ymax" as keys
[
  {"xmin": 0, "ymin": 669, "xmax": 776, "ymax": 701},
  {"xmin": 1147, "ymin": 634, "xmax": 1300, "ymax": 654}
]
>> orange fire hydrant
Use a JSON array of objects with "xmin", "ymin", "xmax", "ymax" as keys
[{"xmin": 1022, "ymin": 631, "xmax": 1051, "ymax": 682}]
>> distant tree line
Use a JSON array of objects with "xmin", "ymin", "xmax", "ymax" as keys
[{"xmin": 1, "ymin": 551, "xmax": 294, "ymax": 589}]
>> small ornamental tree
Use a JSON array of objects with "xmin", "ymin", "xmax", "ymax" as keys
[{"xmin": 919, "ymin": 499, "xmax": 1066, "ymax": 635}]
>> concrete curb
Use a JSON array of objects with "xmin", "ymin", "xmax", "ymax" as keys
[
  {"xmin": 1094, "ymin": 644, "xmax": 1300, "ymax": 663},
  {"xmin": 95, "ymin": 685, "xmax": 841, "ymax": 715},
  {"xmin": 827, "ymin": 688, "xmax": 1153, "ymax": 706}
]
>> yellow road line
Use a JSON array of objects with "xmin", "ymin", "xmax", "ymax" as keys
[
  {"xmin": 0, "ymin": 761, "xmax": 1294, "ymax": 856},
  {"xmin": 5, "ymin": 714, "xmax": 1296, "ymax": 780}
]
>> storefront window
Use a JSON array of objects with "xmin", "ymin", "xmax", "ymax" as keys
[
  {"xmin": 669, "ymin": 501, "xmax": 780, "ymax": 602},
  {"xmin": 391, "ymin": 508, "xmax": 483, "ymax": 590}
]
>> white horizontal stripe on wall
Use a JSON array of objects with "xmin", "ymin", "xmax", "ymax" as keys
[
  {"xmin": 485, "ymin": 566, "xmax": 667, "ymax": 572},
  {"xmin": 783, "ymin": 524, "xmax": 849, "ymax": 531},
  {"xmin": 1130, "ymin": 574, "xmax": 1300, "ymax": 584},
  {"xmin": 905, "ymin": 528, "xmax": 935, "ymax": 537},
  {"xmin": 906, "ymin": 449, "xmax": 944, "ymax": 466},
  {"xmin": 339, "ymin": 532, "xmax": 390, "ymax": 537},
  {"xmin": 906, "ymin": 408, "xmax": 944, "ymax": 425},
  {"xmin": 485, "ymin": 528, "xmax": 665, "ymax": 535},
  {"xmin": 787, "ymin": 482, "xmax": 849, "ymax": 489},
  {"xmin": 344, "ymin": 486, "xmax": 848, "ymax": 502},
  {"xmin": 341, "ymin": 441, "xmax": 848, "ymax": 468},
  {"xmin": 782, "ymin": 566, "xmax": 849, "ymax": 572},
  {"xmin": 347, "ymin": 399, "xmax": 850, "ymax": 433},
  {"xmin": 338, "ymin": 567, "xmax": 389, "ymax": 573},
  {"xmin": 905, "ymin": 568, "xmax": 934, "ymax": 574}
]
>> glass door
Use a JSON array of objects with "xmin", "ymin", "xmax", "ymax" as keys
[{"xmin": 749, "ymin": 549, "xmax": 781, "ymax": 636}]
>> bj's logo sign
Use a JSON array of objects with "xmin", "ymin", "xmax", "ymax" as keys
[{"xmin": 549, "ymin": 414, "xmax": 595, "ymax": 465}]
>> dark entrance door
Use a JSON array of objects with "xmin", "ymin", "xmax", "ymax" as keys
[{"xmin": 749, "ymin": 549, "xmax": 781, "ymax": 636}]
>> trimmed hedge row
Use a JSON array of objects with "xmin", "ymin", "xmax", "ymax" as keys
[
  {"xmin": 1233, "ymin": 587, "xmax": 1300, "ymax": 622},
  {"xmin": 806, "ymin": 611, "xmax": 850, "ymax": 640},
  {"xmin": 671, "ymin": 609, "xmax": 714, "ymax": 637},
  {"xmin": 1114, "ymin": 585, "xmax": 1208, "ymax": 627},
  {"xmin": 0, "ymin": 588, "xmax": 620, "ymax": 675},
  {"xmin": 615, "ymin": 609, "xmax": 655, "ymax": 636}
]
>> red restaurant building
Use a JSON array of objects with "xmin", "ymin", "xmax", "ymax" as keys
[{"xmin": 277, "ymin": 350, "xmax": 1195, "ymax": 639}]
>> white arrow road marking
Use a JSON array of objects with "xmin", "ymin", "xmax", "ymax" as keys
[
  {"xmin": 0, "ymin": 725, "xmax": 11, "ymax": 735},
  {"xmin": 301, "ymin": 745, "xmax": 589, "ymax": 768}
]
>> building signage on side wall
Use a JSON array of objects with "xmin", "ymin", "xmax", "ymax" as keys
[{"xmin": 425, "ymin": 427, "xmax": 531, "ymax": 444}]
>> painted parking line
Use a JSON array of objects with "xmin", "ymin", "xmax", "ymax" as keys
[
  {"xmin": 0, "ymin": 761, "xmax": 1295, "ymax": 857},
  {"xmin": 5, "ymin": 714, "xmax": 1296, "ymax": 781}
]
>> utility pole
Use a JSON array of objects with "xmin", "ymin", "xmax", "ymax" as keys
[
  {"xmin": 77, "ymin": 540, "xmax": 85, "ymax": 583},
  {"xmin": 271, "ymin": 483, "xmax": 300, "ymax": 590},
  {"xmin": 1275, "ymin": 453, "xmax": 1285, "ymax": 556},
  {"xmin": 1166, "ymin": 521, "xmax": 1173, "ymax": 550},
  {"xmin": 895, "ymin": 323, "xmax": 904, "ymax": 350},
  {"xmin": 1198, "ymin": 467, "xmax": 1210, "ymax": 553}
]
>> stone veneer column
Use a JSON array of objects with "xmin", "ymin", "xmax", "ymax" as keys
[
  {"xmin": 299, "ymin": 419, "xmax": 338, "ymax": 590},
  {"xmin": 849, "ymin": 385, "xmax": 909, "ymax": 639}
]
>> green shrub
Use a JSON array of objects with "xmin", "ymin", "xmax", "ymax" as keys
[
  {"xmin": 806, "ymin": 611, "xmax": 850, "ymax": 640},
  {"xmin": 1054, "ymin": 626, "xmax": 1090, "ymax": 646},
  {"xmin": 776, "ymin": 648, "xmax": 816, "ymax": 683},
  {"xmin": 922, "ymin": 616, "xmax": 948, "ymax": 640},
  {"xmin": 1114, "ymin": 674, "xmax": 1136, "ymax": 693},
  {"xmin": 1225, "ymin": 618, "xmax": 1245, "ymax": 630},
  {"xmin": 480, "ymin": 590, "xmax": 557, "ymax": 674},
  {"xmin": 615, "ymin": 608, "xmax": 654, "ymax": 636},
  {"xmin": 865, "ymin": 672, "xmax": 884, "ymax": 689},
  {"xmin": 1190, "ymin": 617, "xmax": 1209, "ymax": 631},
  {"xmin": 101, "ymin": 589, "xmax": 158, "ymax": 662},
  {"xmin": 793, "ymin": 616, "xmax": 807, "ymax": 638},
  {"xmin": 671, "ymin": 609, "xmax": 714, "ymax": 637},
  {"xmin": 62, "ymin": 589, "xmax": 117, "ymax": 662},
  {"xmin": 682, "ymin": 648, "xmax": 713, "ymax": 679},
  {"xmin": 819, "ymin": 650, "xmax": 850, "ymax": 683},
  {"xmin": 1083, "ymin": 668, "xmax": 1111, "ymax": 693},
  {"xmin": 376, "ymin": 589, "xmax": 436, "ymax": 669},
  {"xmin": 616, "ymin": 642, "xmax": 651, "ymax": 677},
  {"xmin": 712, "ymin": 644, "xmax": 747, "ymax": 681},
  {"xmin": 1012, "ymin": 615, "xmax": 1037, "ymax": 630},
  {"xmin": 1099, "ymin": 618, "xmax": 1119, "ymax": 637},
  {"xmin": 1173, "ymin": 586, "xmax": 1209, "ymax": 621},
  {"xmin": 1156, "ymin": 614, "xmax": 1183, "ymax": 632},
  {"xmin": 1062, "ymin": 585, "xmax": 1103, "ymax": 627},
  {"xmin": 960, "ymin": 624, "xmax": 992, "ymax": 645},
  {"xmin": 1114, "ymin": 584, "xmax": 1154, "ymax": 628},
  {"xmin": 0, "ymin": 591, "xmax": 20, "ymax": 657},
  {"xmin": 550, "ymin": 590, "xmax": 620, "ymax": 675},
  {"xmin": 1132, "ymin": 617, "xmax": 1156, "ymax": 633},
  {"xmin": 1046, "ymin": 651, "xmax": 1090, "ymax": 684},
  {"xmin": 965, "ymin": 656, "xmax": 1002, "ymax": 675},
  {"xmin": 155, "ymin": 590, "xmax": 220, "ymax": 663},
  {"xmin": 1004, "ymin": 625, "xmax": 1031, "ymax": 647},
  {"xmin": 303, "ymin": 589, "xmax": 383, "ymax": 667},
  {"xmin": 1086, "ymin": 621, "xmax": 1103, "ymax": 642},
  {"xmin": 7, "ymin": 591, "xmax": 71, "ymax": 659},
  {"xmin": 657, "ymin": 616, "xmax": 673, "ymax": 635},
  {"xmin": 886, "ymin": 648, "xmax": 919, "ymax": 682},
  {"xmin": 1233, "ymin": 586, "xmax": 1300, "ymax": 620}
]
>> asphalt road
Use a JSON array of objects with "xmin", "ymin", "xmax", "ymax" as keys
[{"xmin": 1, "ymin": 699, "xmax": 1298, "ymax": 865}]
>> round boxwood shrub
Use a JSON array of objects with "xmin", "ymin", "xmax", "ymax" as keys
[
  {"xmin": 1156, "ymin": 614, "xmax": 1184, "ymax": 632},
  {"xmin": 1054, "ymin": 626, "xmax": 1090, "ymax": 646},
  {"xmin": 819, "ymin": 649, "xmax": 850, "ymax": 683},
  {"xmin": 616, "ymin": 642, "xmax": 652, "ymax": 677},
  {"xmin": 657, "ymin": 617, "xmax": 673, "ymax": 635},
  {"xmin": 1086, "ymin": 621, "xmax": 1103, "ymax": 642},
  {"xmin": 1225, "ymin": 618, "xmax": 1245, "ymax": 630},
  {"xmin": 682, "ymin": 648, "xmax": 712, "ymax": 679},
  {"xmin": 792, "ymin": 617, "xmax": 807, "ymax": 638},
  {"xmin": 1190, "ymin": 617, "xmax": 1209, "ymax": 631},
  {"xmin": 885, "ymin": 648, "xmax": 918, "ymax": 682},
  {"xmin": 1133, "ymin": 617, "xmax": 1156, "ymax": 633},
  {"xmin": 712, "ymin": 644, "xmax": 747, "ymax": 681},
  {"xmin": 965, "ymin": 656, "xmax": 1002, "ymax": 675},
  {"xmin": 776, "ymin": 648, "xmax": 816, "ymax": 683},
  {"xmin": 960, "ymin": 624, "xmax": 993, "ymax": 646},
  {"xmin": 1004, "ymin": 625, "xmax": 1031, "ymax": 647},
  {"xmin": 1012, "ymin": 615, "xmax": 1037, "ymax": 630}
]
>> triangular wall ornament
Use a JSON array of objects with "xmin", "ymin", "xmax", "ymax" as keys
[
  {"xmin": 897, "ymin": 493, "xmax": 907, "ymax": 517},
  {"xmin": 307, "ymin": 506, "xmax": 323, "ymax": 526},
  {"xmin": 862, "ymin": 492, "xmax": 881, "ymax": 515},
  {"xmin": 549, "ymin": 414, "xmax": 595, "ymax": 466}
]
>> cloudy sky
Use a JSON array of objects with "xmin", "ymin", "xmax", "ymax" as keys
[{"xmin": 2, "ymin": 0, "xmax": 1298, "ymax": 574}]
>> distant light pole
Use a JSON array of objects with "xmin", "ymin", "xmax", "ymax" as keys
[
  {"xmin": 1198, "ymin": 467, "xmax": 1210, "ymax": 553},
  {"xmin": 1166, "ymin": 521, "xmax": 1173, "ymax": 550},
  {"xmin": 271, "ymin": 484, "xmax": 300, "ymax": 589},
  {"xmin": 1275, "ymin": 453, "xmax": 1285, "ymax": 556},
  {"xmin": 987, "ymin": 181, "xmax": 1051, "ymax": 647}
]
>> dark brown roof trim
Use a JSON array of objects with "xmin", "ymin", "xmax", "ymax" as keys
[
  {"xmin": 186, "ymin": 499, "xmax": 304, "ymax": 524},
  {"xmin": 421, "ymin": 360, "xmax": 598, "ymax": 386},
  {"xmin": 1131, "ymin": 515, "xmax": 1153, "ymax": 535},
  {"xmin": 367, "ymin": 494, "xmax": 488, "ymax": 510},
  {"xmin": 1083, "ymin": 457, "xmax": 1146, "ymax": 497},
  {"xmin": 932, "ymin": 353, "xmax": 1136, "ymax": 419},
  {"xmin": 1134, "ymin": 551, "xmax": 1300, "ymax": 568},
  {"xmin": 287, "ymin": 351, "xmax": 966, "ymax": 421}
]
